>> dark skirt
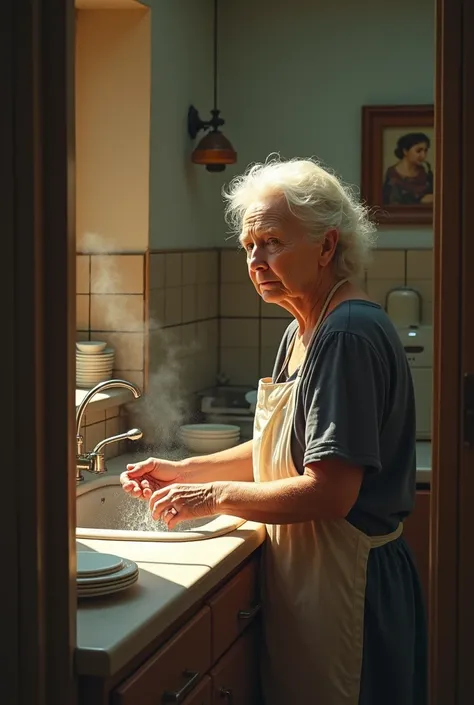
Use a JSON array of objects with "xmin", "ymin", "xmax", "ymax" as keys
[{"xmin": 359, "ymin": 535, "xmax": 428, "ymax": 705}]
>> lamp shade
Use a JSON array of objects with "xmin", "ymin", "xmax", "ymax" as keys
[{"xmin": 191, "ymin": 130, "xmax": 237, "ymax": 172}]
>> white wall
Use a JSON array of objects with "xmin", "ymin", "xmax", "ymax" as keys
[{"xmin": 219, "ymin": 0, "xmax": 435, "ymax": 248}]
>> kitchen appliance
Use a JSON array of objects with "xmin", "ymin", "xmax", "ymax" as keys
[
  {"xmin": 386, "ymin": 287, "xmax": 421, "ymax": 327},
  {"xmin": 395, "ymin": 325, "xmax": 433, "ymax": 440}
]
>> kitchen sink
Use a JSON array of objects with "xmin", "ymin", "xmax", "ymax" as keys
[{"xmin": 76, "ymin": 475, "xmax": 245, "ymax": 542}]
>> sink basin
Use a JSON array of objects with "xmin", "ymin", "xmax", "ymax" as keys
[{"xmin": 76, "ymin": 475, "xmax": 245, "ymax": 542}]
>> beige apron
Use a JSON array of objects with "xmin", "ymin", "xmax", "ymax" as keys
[{"xmin": 253, "ymin": 280, "xmax": 402, "ymax": 705}]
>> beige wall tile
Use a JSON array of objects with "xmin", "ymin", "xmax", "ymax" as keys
[
  {"xmin": 220, "ymin": 283, "xmax": 260, "ymax": 317},
  {"xmin": 366, "ymin": 250, "xmax": 406, "ymax": 280},
  {"xmin": 76, "ymin": 294, "xmax": 90, "ymax": 330},
  {"xmin": 148, "ymin": 288, "xmax": 165, "ymax": 328},
  {"xmin": 197, "ymin": 319, "xmax": 218, "ymax": 350},
  {"xmin": 183, "ymin": 252, "xmax": 198, "ymax": 285},
  {"xmin": 164, "ymin": 288, "xmax": 183, "ymax": 326},
  {"xmin": 221, "ymin": 318, "xmax": 259, "ymax": 348},
  {"xmin": 220, "ymin": 249, "xmax": 248, "ymax": 283},
  {"xmin": 180, "ymin": 323, "xmax": 198, "ymax": 352},
  {"xmin": 83, "ymin": 420, "xmax": 106, "ymax": 453},
  {"xmin": 149, "ymin": 253, "xmax": 165, "ymax": 289},
  {"xmin": 366, "ymin": 279, "xmax": 405, "ymax": 308},
  {"xmin": 76, "ymin": 255, "xmax": 90, "ymax": 294},
  {"xmin": 421, "ymin": 300, "xmax": 433, "ymax": 324},
  {"xmin": 261, "ymin": 319, "xmax": 290, "ymax": 348},
  {"xmin": 148, "ymin": 327, "xmax": 181, "ymax": 373},
  {"xmin": 407, "ymin": 250, "xmax": 433, "ymax": 279},
  {"xmin": 100, "ymin": 332, "xmax": 144, "ymax": 370},
  {"xmin": 197, "ymin": 250, "xmax": 218, "ymax": 284},
  {"xmin": 104, "ymin": 416, "xmax": 121, "ymax": 459},
  {"xmin": 76, "ymin": 331, "xmax": 89, "ymax": 342},
  {"xmin": 197, "ymin": 283, "xmax": 218, "ymax": 319},
  {"xmin": 91, "ymin": 254, "xmax": 144, "ymax": 294},
  {"xmin": 220, "ymin": 347, "xmax": 259, "ymax": 386},
  {"xmin": 90, "ymin": 294, "xmax": 144, "ymax": 331},
  {"xmin": 113, "ymin": 369, "xmax": 144, "ymax": 390},
  {"xmin": 83, "ymin": 408, "xmax": 105, "ymax": 426},
  {"xmin": 182, "ymin": 284, "xmax": 197, "ymax": 323},
  {"xmin": 260, "ymin": 302, "xmax": 292, "ymax": 318},
  {"xmin": 105, "ymin": 406, "xmax": 120, "ymax": 419},
  {"xmin": 165, "ymin": 253, "xmax": 182, "ymax": 287}
]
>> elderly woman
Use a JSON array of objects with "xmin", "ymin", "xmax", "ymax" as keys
[{"xmin": 121, "ymin": 157, "xmax": 427, "ymax": 705}]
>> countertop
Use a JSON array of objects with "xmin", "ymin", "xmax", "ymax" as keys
[
  {"xmin": 76, "ymin": 453, "xmax": 265, "ymax": 678},
  {"xmin": 75, "ymin": 387, "xmax": 133, "ymax": 413}
]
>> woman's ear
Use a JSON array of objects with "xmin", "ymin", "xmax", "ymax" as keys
[{"xmin": 319, "ymin": 229, "xmax": 339, "ymax": 267}]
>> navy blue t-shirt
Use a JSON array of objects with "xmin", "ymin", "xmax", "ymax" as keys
[{"xmin": 272, "ymin": 300, "xmax": 417, "ymax": 535}]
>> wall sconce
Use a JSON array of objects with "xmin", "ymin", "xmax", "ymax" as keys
[{"xmin": 187, "ymin": 0, "xmax": 237, "ymax": 173}]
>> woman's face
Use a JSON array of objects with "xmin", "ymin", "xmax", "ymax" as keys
[
  {"xmin": 240, "ymin": 195, "xmax": 337, "ymax": 306},
  {"xmin": 404, "ymin": 142, "xmax": 429, "ymax": 165}
]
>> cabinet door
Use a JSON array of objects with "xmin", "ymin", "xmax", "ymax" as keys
[
  {"xmin": 182, "ymin": 675, "xmax": 212, "ymax": 705},
  {"xmin": 210, "ymin": 624, "xmax": 260, "ymax": 705},
  {"xmin": 207, "ymin": 556, "xmax": 260, "ymax": 663},
  {"xmin": 113, "ymin": 607, "xmax": 211, "ymax": 705},
  {"xmin": 403, "ymin": 490, "xmax": 431, "ymax": 604}
]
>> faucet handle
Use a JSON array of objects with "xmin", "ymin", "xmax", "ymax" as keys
[{"xmin": 92, "ymin": 427, "xmax": 143, "ymax": 456}]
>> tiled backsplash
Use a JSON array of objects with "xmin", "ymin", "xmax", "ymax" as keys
[
  {"xmin": 76, "ymin": 247, "xmax": 433, "ymax": 434},
  {"xmin": 76, "ymin": 253, "xmax": 146, "ymax": 391},
  {"xmin": 218, "ymin": 248, "xmax": 433, "ymax": 387}
]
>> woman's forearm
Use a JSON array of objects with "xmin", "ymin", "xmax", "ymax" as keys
[
  {"xmin": 214, "ymin": 474, "xmax": 354, "ymax": 524},
  {"xmin": 177, "ymin": 439, "xmax": 254, "ymax": 483}
]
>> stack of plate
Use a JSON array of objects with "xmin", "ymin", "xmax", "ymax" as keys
[
  {"xmin": 77, "ymin": 551, "xmax": 139, "ymax": 599},
  {"xmin": 76, "ymin": 341, "xmax": 115, "ymax": 388},
  {"xmin": 178, "ymin": 424, "xmax": 241, "ymax": 453}
]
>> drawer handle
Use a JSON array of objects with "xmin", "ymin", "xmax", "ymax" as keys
[
  {"xmin": 237, "ymin": 604, "xmax": 261, "ymax": 621},
  {"xmin": 220, "ymin": 687, "xmax": 234, "ymax": 703},
  {"xmin": 162, "ymin": 670, "xmax": 200, "ymax": 703}
]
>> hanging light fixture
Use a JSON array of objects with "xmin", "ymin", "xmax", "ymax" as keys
[{"xmin": 188, "ymin": 0, "xmax": 237, "ymax": 172}]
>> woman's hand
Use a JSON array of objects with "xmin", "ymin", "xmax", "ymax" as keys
[
  {"xmin": 120, "ymin": 457, "xmax": 184, "ymax": 501},
  {"xmin": 148, "ymin": 482, "xmax": 222, "ymax": 529}
]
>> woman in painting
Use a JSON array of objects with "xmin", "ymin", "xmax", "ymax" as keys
[{"xmin": 382, "ymin": 132, "xmax": 434, "ymax": 206}]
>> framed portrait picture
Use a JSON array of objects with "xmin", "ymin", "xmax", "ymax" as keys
[{"xmin": 361, "ymin": 105, "xmax": 435, "ymax": 225}]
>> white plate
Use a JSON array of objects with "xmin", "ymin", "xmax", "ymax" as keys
[
  {"xmin": 76, "ymin": 341, "xmax": 107, "ymax": 354},
  {"xmin": 76, "ymin": 365, "xmax": 114, "ymax": 372},
  {"xmin": 77, "ymin": 573, "xmax": 138, "ymax": 599},
  {"xmin": 77, "ymin": 555, "xmax": 138, "ymax": 585},
  {"xmin": 77, "ymin": 551, "xmax": 124, "ymax": 577},
  {"xmin": 180, "ymin": 424, "xmax": 241, "ymax": 433},
  {"xmin": 76, "ymin": 350, "xmax": 114, "ymax": 359},
  {"xmin": 76, "ymin": 374, "xmax": 112, "ymax": 381}
]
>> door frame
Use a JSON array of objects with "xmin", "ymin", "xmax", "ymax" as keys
[
  {"xmin": 2, "ymin": 1, "xmax": 77, "ymax": 704},
  {"xmin": 430, "ymin": 0, "xmax": 472, "ymax": 702}
]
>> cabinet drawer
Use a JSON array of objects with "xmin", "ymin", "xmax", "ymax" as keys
[
  {"xmin": 207, "ymin": 556, "xmax": 260, "ymax": 662},
  {"xmin": 210, "ymin": 625, "xmax": 260, "ymax": 705},
  {"xmin": 182, "ymin": 675, "xmax": 212, "ymax": 705},
  {"xmin": 113, "ymin": 607, "xmax": 212, "ymax": 705}
]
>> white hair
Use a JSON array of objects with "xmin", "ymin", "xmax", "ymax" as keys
[{"xmin": 222, "ymin": 155, "xmax": 377, "ymax": 279}]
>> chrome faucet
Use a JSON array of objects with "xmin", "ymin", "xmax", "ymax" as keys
[{"xmin": 76, "ymin": 379, "xmax": 143, "ymax": 482}]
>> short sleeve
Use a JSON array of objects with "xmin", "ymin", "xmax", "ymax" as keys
[{"xmin": 301, "ymin": 331, "xmax": 388, "ymax": 472}]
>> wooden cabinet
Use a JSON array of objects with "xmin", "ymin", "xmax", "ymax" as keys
[
  {"xmin": 182, "ymin": 675, "xmax": 212, "ymax": 705},
  {"xmin": 99, "ymin": 553, "xmax": 261, "ymax": 705},
  {"xmin": 210, "ymin": 625, "xmax": 260, "ymax": 705},
  {"xmin": 208, "ymin": 556, "xmax": 259, "ymax": 662},
  {"xmin": 403, "ymin": 489, "xmax": 431, "ymax": 605},
  {"xmin": 113, "ymin": 607, "xmax": 212, "ymax": 705}
]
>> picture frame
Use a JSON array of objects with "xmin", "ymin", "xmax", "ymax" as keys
[{"xmin": 361, "ymin": 105, "xmax": 435, "ymax": 225}]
